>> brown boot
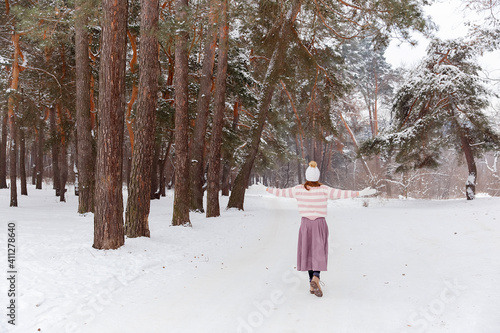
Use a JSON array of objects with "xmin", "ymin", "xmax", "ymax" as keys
[{"xmin": 310, "ymin": 276, "xmax": 323, "ymax": 297}]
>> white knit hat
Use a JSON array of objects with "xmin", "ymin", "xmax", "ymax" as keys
[{"xmin": 305, "ymin": 161, "xmax": 320, "ymax": 181}]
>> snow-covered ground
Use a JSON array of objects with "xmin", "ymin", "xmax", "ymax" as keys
[{"xmin": 1, "ymin": 184, "xmax": 499, "ymax": 333}]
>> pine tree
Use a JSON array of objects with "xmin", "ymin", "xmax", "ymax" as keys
[
  {"xmin": 93, "ymin": 0, "xmax": 127, "ymax": 249},
  {"xmin": 227, "ymin": 0, "xmax": 302, "ymax": 210},
  {"xmin": 75, "ymin": 0, "xmax": 96, "ymax": 213},
  {"xmin": 125, "ymin": 0, "xmax": 160, "ymax": 238},
  {"xmin": 189, "ymin": 0, "xmax": 219, "ymax": 213},
  {"xmin": 0, "ymin": 109, "xmax": 7, "ymax": 189},
  {"xmin": 360, "ymin": 38, "xmax": 500, "ymax": 200},
  {"xmin": 227, "ymin": 0, "xmax": 433, "ymax": 209},
  {"xmin": 206, "ymin": 0, "xmax": 229, "ymax": 217},
  {"xmin": 171, "ymin": 0, "xmax": 192, "ymax": 227}
]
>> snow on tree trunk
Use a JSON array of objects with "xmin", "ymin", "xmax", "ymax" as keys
[{"xmin": 466, "ymin": 173, "xmax": 476, "ymax": 200}]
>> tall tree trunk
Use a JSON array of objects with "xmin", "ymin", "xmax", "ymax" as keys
[
  {"xmin": 171, "ymin": 0, "xmax": 191, "ymax": 227},
  {"xmin": 36, "ymin": 122, "xmax": 44, "ymax": 189},
  {"xmin": 59, "ymin": 139, "xmax": 68, "ymax": 202},
  {"xmin": 295, "ymin": 135, "xmax": 302, "ymax": 184},
  {"xmin": 0, "ymin": 112, "xmax": 7, "ymax": 189},
  {"xmin": 59, "ymin": 106, "xmax": 68, "ymax": 202},
  {"xmin": 50, "ymin": 106, "xmax": 60, "ymax": 195},
  {"xmin": 150, "ymin": 140, "xmax": 160, "ymax": 199},
  {"xmin": 206, "ymin": 0, "xmax": 229, "ymax": 218},
  {"xmin": 159, "ymin": 155, "xmax": 166, "ymax": 196},
  {"xmin": 75, "ymin": 7, "xmax": 96, "ymax": 213},
  {"xmin": 189, "ymin": 0, "xmax": 219, "ymax": 213},
  {"xmin": 126, "ymin": 30, "xmax": 138, "ymax": 153},
  {"xmin": 126, "ymin": 155, "xmax": 132, "ymax": 186},
  {"xmin": 8, "ymin": 32, "xmax": 21, "ymax": 207},
  {"xmin": 221, "ymin": 101, "xmax": 239, "ymax": 196},
  {"xmin": 93, "ymin": 0, "xmax": 127, "ymax": 249},
  {"xmin": 19, "ymin": 129, "xmax": 27, "ymax": 195},
  {"xmin": 460, "ymin": 128, "xmax": 477, "ymax": 200},
  {"xmin": 9, "ymin": 115, "xmax": 17, "ymax": 207},
  {"xmin": 450, "ymin": 99, "xmax": 477, "ymax": 200},
  {"xmin": 227, "ymin": 0, "xmax": 301, "ymax": 210},
  {"xmin": 338, "ymin": 109, "xmax": 372, "ymax": 178},
  {"xmin": 125, "ymin": 0, "xmax": 159, "ymax": 238},
  {"xmin": 160, "ymin": 135, "xmax": 173, "ymax": 197},
  {"xmin": 31, "ymin": 138, "xmax": 36, "ymax": 185}
]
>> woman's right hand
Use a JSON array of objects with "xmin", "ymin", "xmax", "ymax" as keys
[{"xmin": 251, "ymin": 183, "xmax": 267, "ymax": 192}]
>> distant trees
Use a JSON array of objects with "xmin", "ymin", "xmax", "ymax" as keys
[
  {"xmin": 227, "ymin": 0, "xmax": 433, "ymax": 209},
  {"xmin": 2, "ymin": 0, "xmax": 500, "ymax": 249},
  {"xmin": 361, "ymin": 39, "xmax": 500, "ymax": 200},
  {"xmin": 189, "ymin": 0, "xmax": 219, "ymax": 213}
]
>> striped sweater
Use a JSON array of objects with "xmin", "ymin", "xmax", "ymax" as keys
[{"xmin": 266, "ymin": 185, "xmax": 359, "ymax": 220}]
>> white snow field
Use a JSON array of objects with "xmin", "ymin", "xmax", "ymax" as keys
[{"xmin": 1, "ymin": 185, "xmax": 500, "ymax": 333}]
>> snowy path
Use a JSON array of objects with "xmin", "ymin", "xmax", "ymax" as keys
[
  {"xmin": 73, "ymin": 193, "xmax": 302, "ymax": 333},
  {"xmin": 1, "ymin": 186, "xmax": 500, "ymax": 333}
]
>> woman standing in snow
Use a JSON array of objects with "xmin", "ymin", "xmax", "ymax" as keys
[{"xmin": 265, "ymin": 161, "xmax": 376, "ymax": 297}]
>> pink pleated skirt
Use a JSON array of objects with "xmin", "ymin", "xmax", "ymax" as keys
[{"xmin": 297, "ymin": 217, "xmax": 329, "ymax": 271}]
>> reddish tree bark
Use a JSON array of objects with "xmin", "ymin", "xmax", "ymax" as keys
[
  {"xmin": 189, "ymin": 0, "xmax": 219, "ymax": 212},
  {"xmin": 7, "ymin": 31, "xmax": 22, "ymax": 207},
  {"xmin": 19, "ymin": 129, "xmax": 27, "ymax": 195},
  {"xmin": 8, "ymin": 114, "xmax": 17, "ymax": 207},
  {"xmin": 75, "ymin": 6, "xmax": 96, "ymax": 212},
  {"xmin": 35, "ymin": 121, "xmax": 44, "ymax": 189},
  {"xmin": 171, "ymin": 0, "xmax": 191, "ymax": 227},
  {"xmin": 206, "ymin": 0, "xmax": 229, "ymax": 218},
  {"xmin": 125, "ymin": 0, "xmax": 160, "ymax": 238},
  {"xmin": 59, "ymin": 137, "xmax": 68, "ymax": 202},
  {"xmin": 0, "ymin": 112, "xmax": 7, "ymax": 189},
  {"xmin": 50, "ymin": 106, "xmax": 60, "ymax": 195},
  {"xmin": 221, "ymin": 101, "xmax": 239, "ymax": 196},
  {"xmin": 93, "ymin": 0, "xmax": 128, "ymax": 249},
  {"xmin": 150, "ymin": 140, "xmax": 160, "ymax": 199},
  {"xmin": 30, "ymin": 138, "xmax": 36, "ymax": 185},
  {"xmin": 461, "ymin": 130, "xmax": 477, "ymax": 200}
]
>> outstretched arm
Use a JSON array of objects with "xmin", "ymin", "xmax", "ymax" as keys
[
  {"xmin": 266, "ymin": 186, "xmax": 296, "ymax": 198},
  {"xmin": 327, "ymin": 187, "xmax": 359, "ymax": 200}
]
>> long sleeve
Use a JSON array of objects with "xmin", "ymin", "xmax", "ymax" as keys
[
  {"xmin": 266, "ymin": 186, "xmax": 296, "ymax": 198},
  {"xmin": 326, "ymin": 187, "xmax": 359, "ymax": 200}
]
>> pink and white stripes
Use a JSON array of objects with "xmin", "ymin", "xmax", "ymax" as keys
[{"xmin": 266, "ymin": 185, "xmax": 359, "ymax": 220}]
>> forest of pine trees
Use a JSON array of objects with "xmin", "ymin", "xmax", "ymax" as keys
[{"xmin": 1, "ymin": 0, "xmax": 499, "ymax": 249}]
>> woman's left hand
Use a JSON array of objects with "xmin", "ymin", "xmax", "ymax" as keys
[{"xmin": 359, "ymin": 187, "xmax": 376, "ymax": 196}]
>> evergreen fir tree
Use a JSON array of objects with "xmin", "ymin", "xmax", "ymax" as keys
[{"xmin": 360, "ymin": 38, "xmax": 500, "ymax": 200}]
